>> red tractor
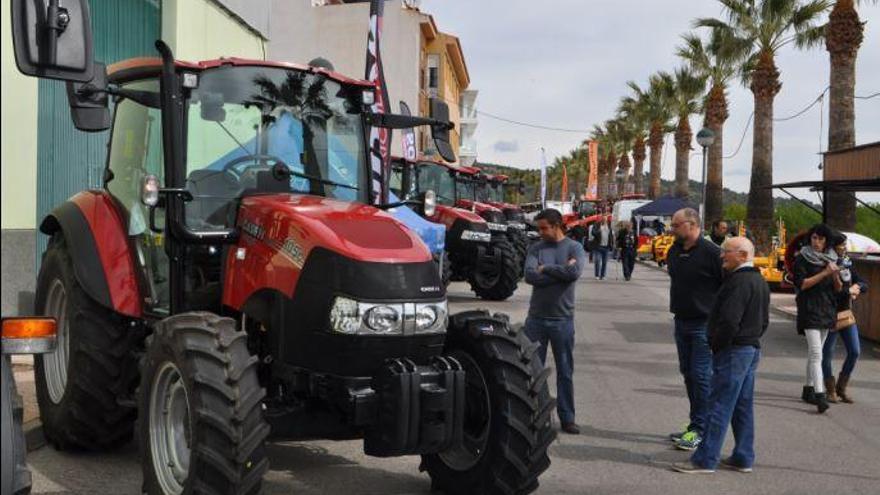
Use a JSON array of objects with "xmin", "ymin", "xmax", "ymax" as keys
[
  {"xmin": 391, "ymin": 158, "xmax": 521, "ymax": 300},
  {"xmin": 465, "ymin": 172, "xmax": 531, "ymax": 269},
  {"xmin": 10, "ymin": 1, "xmax": 555, "ymax": 494}
]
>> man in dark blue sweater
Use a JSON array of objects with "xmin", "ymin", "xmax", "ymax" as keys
[
  {"xmin": 673, "ymin": 236, "xmax": 770, "ymax": 474},
  {"xmin": 524, "ymin": 209, "xmax": 587, "ymax": 434},
  {"xmin": 666, "ymin": 208, "xmax": 724, "ymax": 451}
]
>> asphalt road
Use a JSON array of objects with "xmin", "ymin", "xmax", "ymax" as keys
[{"xmin": 20, "ymin": 260, "xmax": 880, "ymax": 494}]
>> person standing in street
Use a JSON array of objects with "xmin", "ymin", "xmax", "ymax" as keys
[
  {"xmin": 524, "ymin": 209, "xmax": 587, "ymax": 435},
  {"xmin": 591, "ymin": 219, "xmax": 613, "ymax": 280},
  {"xmin": 822, "ymin": 233, "xmax": 868, "ymax": 404},
  {"xmin": 666, "ymin": 208, "xmax": 724, "ymax": 451},
  {"xmin": 793, "ymin": 224, "xmax": 842, "ymax": 414},
  {"xmin": 673, "ymin": 237, "xmax": 769, "ymax": 474},
  {"xmin": 616, "ymin": 221, "xmax": 637, "ymax": 281},
  {"xmin": 709, "ymin": 220, "xmax": 730, "ymax": 246}
]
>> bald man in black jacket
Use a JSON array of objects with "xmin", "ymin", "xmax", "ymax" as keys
[{"xmin": 674, "ymin": 237, "xmax": 770, "ymax": 475}]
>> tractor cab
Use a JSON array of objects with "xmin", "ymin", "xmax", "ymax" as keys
[{"xmin": 10, "ymin": 2, "xmax": 555, "ymax": 493}]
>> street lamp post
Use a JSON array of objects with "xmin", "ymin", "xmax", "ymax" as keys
[{"xmin": 696, "ymin": 128, "xmax": 716, "ymax": 231}]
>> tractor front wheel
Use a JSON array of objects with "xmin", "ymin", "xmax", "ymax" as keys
[
  {"xmin": 34, "ymin": 234, "xmax": 140, "ymax": 450},
  {"xmin": 421, "ymin": 311, "xmax": 556, "ymax": 495},
  {"xmin": 469, "ymin": 239, "xmax": 519, "ymax": 301},
  {"xmin": 139, "ymin": 312, "xmax": 269, "ymax": 495}
]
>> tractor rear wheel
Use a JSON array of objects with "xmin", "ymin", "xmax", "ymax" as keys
[
  {"xmin": 509, "ymin": 230, "xmax": 528, "ymax": 278},
  {"xmin": 34, "ymin": 234, "xmax": 140, "ymax": 450},
  {"xmin": 469, "ymin": 239, "xmax": 519, "ymax": 301},
  {"xmin": 139, "ymin": 312, "xmax": 269, "ymax": 495},
  {"xmin": 435, "ymin": 251, "xmax": 451, "ymax": 288},
  {"xmin": 421, "ymin": 310, "xmax": 556, "ymax": 495}
]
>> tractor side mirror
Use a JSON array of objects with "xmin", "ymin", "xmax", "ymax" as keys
[
  {"xmin": 11, "ymin": 0, "xmax": 96, "ymax": 82},
  {"xmin": 429, "ymin": 98, "xmax": 456, "ymax": 163},
  {"xmin": 65, "ymin": 62, "xmax": 110, "ymax": 132}
]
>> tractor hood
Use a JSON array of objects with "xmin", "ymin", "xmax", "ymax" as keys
[{"xmin": 236, "ymin": 194, "xmax": 432, "ymax": 264}]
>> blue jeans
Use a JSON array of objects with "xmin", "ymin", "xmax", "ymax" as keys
[
  {"xmin": 594, "ymin": 246, "xmax": 609, "ymax": 278},
  {"xmin": 674, "ymin": 318, "xmax": 712, "ymax": 436},
  {"xmin": 822, "ymin": 324, "xmax": 861, "ymax": 378},
  {"xmin": 524, "ymin": 316, "xmax": 575, "ymax": 424},
  {"xmin": 692, "ymin": 346, "xmax": 760, "ymax": 469}
]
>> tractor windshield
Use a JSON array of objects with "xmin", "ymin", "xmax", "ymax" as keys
[
  {"xmin": 457, "ymin": 177, "xmax": 477, "ymax": 203},
  {"xmin": 184, "ymin": 66, "xmax": 367, "ymax": 229},
  {"xmin": 415, "ymin": 162, "xmax": 456, "ymax": 206},
  {"xmin": 483, "ymin": 182, "xmax": 504, "ymax": 203}
]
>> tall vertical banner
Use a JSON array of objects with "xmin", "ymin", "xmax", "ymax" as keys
[
  {"xmin": 586, "ymin": 140, "xmax": 598, "ymax": 200},
  {"xmin": 366, "ymin": 0, "xmax": 391, "ymax": 204},
  {"xmin": 561, "ymin": 161, "xmax": 569, "ymax": 201},
  {"xmin": 399, "ymin": 101, "xmax": 417, "ymax": 161},
  {"xmin": 540, "ymin": 147, "xmax": 548, "ymax": 208}
]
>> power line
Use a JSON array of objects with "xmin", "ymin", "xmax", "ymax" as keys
[
  {"xmin": 475, "ymin": 109, "xmax": 592, "ymax": 134},
  {"xmin": 724, "ymin": 112, "xmax": 753, "ymax": 159},
  {"xmin": 855, "ymin": 92, "xmax": 880, "ymax": 99},
  {"xmin": 773, "ymin": 86, "xmax": 829, "ymax": 122}
]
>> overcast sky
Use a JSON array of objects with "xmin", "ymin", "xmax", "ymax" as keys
[{"xmin": 420, "ymin": 0, "xmax": 880, "ymax": 202}]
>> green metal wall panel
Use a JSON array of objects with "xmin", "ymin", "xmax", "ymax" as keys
[{"xmin": 36, "ymin": 0, "xmax": 161, "ymax": 262}]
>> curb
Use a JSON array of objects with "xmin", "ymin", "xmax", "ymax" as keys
[{"xmin": 24, "ymin": 419, "xmax": 45, "ymax": 452}]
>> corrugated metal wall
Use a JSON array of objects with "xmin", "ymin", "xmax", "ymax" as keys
[{"xmin": 36, "ymin": 0, "xmax": 161, "ymax": 262}]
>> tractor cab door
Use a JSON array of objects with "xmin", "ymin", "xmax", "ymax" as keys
[{"xmin": 104, "ymin": 78, "xmax": 170, "ymax": 314}]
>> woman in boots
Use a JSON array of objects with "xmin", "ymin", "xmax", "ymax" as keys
[
  {"xmin": 822, "ymin": 234, "xmax": 868, "ymax": 404},
  {"xmin": 792, "ymin": 224, "xmax": 842, "ymax": 413}
]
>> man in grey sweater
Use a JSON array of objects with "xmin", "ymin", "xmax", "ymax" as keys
[{"xmin": 524, "ymin": 209, "xmax": 587, "ymax": 434}]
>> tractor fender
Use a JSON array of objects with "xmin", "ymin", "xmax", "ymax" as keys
[{"xmin": 39, "ymin": 191, "xmax": 142, "ymax": 318}]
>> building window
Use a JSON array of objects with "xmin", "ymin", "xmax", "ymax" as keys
[{"xmin": 426, "ymin": 54, "xmax": 440, "ymax": 96}]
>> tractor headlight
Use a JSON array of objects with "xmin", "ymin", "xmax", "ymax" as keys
[
  {"xmin": 507, "ymin": 222, "xmax": 526, "ymax": 231},
  {"xmin": 423, "ymin": 189, "xmax": 437, "ymax": 217},
  {"xmin": 461, "ymin": 230, "xmax": 492, "ymax": 243},
  {"xmin": 329, "ymin": 297, "xmax": 446, "ymax": 336},
  {"xmin": 415, "ymin": 301, "xmax": 447, "ymax": 334},
  {"xmin": 364, "ymin": 305, "xmax": 402, "ymax": 334},
  {"xmin": 487, "ymin": 222, "xmax": 508, "ymax": 233}
]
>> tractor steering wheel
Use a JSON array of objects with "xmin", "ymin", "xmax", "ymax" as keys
[{"xmin": 222, "ymin": 153, "xmax": 291, "ymax": 179}]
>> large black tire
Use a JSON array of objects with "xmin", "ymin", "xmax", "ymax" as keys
[
  {"xmin": 34, "ymin": 234, "xmax": 140, "ymax": 450},
  {"xmin": 435, "ymin": 251, "xmax": 452, "ymax": 289},
  {"xmin": 469, "ymin": 239, "xmax": 519, "ymax": 301},
  {"xmin": 2, "ymin": 356, "xmax": 31, "ymax": 495},
  {"xmin": 139, "ymin": 312, "xmax": 269, "ymax": 495},
  {"xmin": 422, "ymin": 311, "xmax": 556, "ymax": 495},
  {"xmin": 509, "ymin": 230, "xmax": 528, "ymax": 279}
]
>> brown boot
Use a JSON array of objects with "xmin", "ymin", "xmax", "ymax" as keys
[
  {"xmin": 825, "ymin": 377, "xmax": 838, "ymax": 403},
  {"xmin": 837, "ymin": 374, "xmax": 854, "ymax": 403}
]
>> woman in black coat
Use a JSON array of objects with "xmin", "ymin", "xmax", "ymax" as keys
[
  {"xmin": 792, "ymin": 224, "xmax": 843, "ymax": 413},
  {"xmin": 822, "ymin": 233, "xmax": 869, "ymax": 403}
]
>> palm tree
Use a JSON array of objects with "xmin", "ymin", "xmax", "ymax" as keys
[
  {"xmin": 625, "ymin": 74, "xmax": 675, "ymax": 199},
  {"xmin": 677, "ymin": 28, "xmax": 747, "ymax": 222},
  {"xmin": 609, "ymin": 117, "xmax": 636, "ymax": 195},
  {"xmin": 618, "ymin": 97, "xmax": 650, "ymax": 194},
  {"xmin": 662, "ymin": 68, "xmax": 707, "ymax": 199},
  {"xmin": 697, "ymin": 0, "xmax": 830, "ymax": 254},
  {"xmin": 820, "ymin": 0, "xmax": 876, "ymax": 230}
]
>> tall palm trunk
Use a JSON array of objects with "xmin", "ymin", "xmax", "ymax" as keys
[
  {"xmin": 674, "ymin": 117, "xmax": 692, "ymax": 198},
  {"xmin": 648, "ymin": 122, "xmax": 664, "ymax": 199},
  {"xmin": 632, "ymin": 135, "xmax": 647, "ymax": 194},
  {"xmin": 619, "ymin": 153, "xmax": 632, "ymax": 194},
  {"xmin": 606, "ymin": 149, "xmax": 618, "ymax": 198},
  {"xmin": 597, "ymin": 152, "xmax": 607, "ymax": 199},
  {"xmin": 705, "ymin": 84, "xmax": 729, "ymax": 224},
  {"xmin": 825, "ymin": 0, "xmax": 863, "ymax": 230},
  {"xmin": 746, "ymin": 50, "xmax": 781, "ymax": 255}
]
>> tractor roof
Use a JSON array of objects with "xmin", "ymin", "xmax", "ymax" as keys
[
  {"xmin": 391, "ymin": 156, "xmax": 478, "ymax": 176},
  {"xmin": 107, "ymin": 57, "xmax": 374, "ymax": 87}
]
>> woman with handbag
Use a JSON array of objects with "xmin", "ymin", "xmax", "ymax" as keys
[
  {"xmin": 792, "ymin": 224, "xmax": 843, "ymax": 414},
  {"xmin": 822, "ymin": 233, "xmax": 868, "ymax": 404}
]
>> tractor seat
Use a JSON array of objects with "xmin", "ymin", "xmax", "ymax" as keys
[{"xmin": 185, "ymin": 169, "xmax": 242, "ymax": 229}]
